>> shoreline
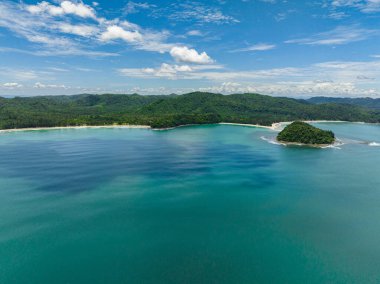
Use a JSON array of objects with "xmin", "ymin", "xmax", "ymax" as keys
[
  {"xmin": 0, "ymin": 120, "xmax": 378, "ymax": 134},
  {"xmin": 0, "ymin": 125, "xmax": 151, "ymax": 133},
  {"xmin": 218, "ymin": 122, "xmax": 280, "ymax": 130},
  {"xmin": 275, "ymin": 140, "xmax": 337, "ymax": 148}
]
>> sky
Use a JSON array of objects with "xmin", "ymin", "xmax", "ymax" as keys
[{"xmin": 0, "ymin": 0, "xmax": 380, "ymax": 97}]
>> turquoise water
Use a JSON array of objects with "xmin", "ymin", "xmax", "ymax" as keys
[{"xmin": 0, "ymin": 123, "xmax": 380, "ymax": 283}]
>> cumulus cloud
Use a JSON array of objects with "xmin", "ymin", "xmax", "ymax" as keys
[
  {"xmin": 27, "ymin": 1, "xmax": 97, "ymax": 19},
  {"xmin": 0, "ymin": 1, "xmax": 116, "ymax": 56},
  {"xmin": 120, "ymin": 63, "xmax": 193, "ymax": 79},
  {"xmin": 98, "ymin": 24, "xmax": 174, "ymax": 53},
  {"xmin": 100, "ymin": 25, "xmax": 143, "ymax": 43},
  {"xmin": 145, "ymin": 63, "xmax": 193, "ymax": 78},
  {"xmin": 0, "ymin": 1, "xmax": 177, "ymax": 55},
  {"xmin": 1, "ymin": 1, "xmax": 216, "ymax": 60},
  {"xmin": 117, "ymin": 59, "xmax": 380, "ymax": 96},
  {"xmin": 119, "ymin": 63, "xmax": 222, "ymax": 79},
  {"xmin": 170, "ymin": 46, "xmax": 213, "ymax": 64}
]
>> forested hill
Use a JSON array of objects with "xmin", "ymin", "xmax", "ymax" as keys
[
  {"xmin": 0, "ymin": 92, "xmax": 379, "ymax": 129},
  {"xmin": 308, "ymin": 96, "xmax": 380, "ymax": 110}
]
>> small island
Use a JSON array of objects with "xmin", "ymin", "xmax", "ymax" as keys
[{"xmin": 277, "ymin": 121, "xmax": 335, "ymax": 146}]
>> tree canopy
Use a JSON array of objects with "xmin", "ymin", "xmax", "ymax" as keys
[
  {"xmin": 277, "ymin": 121, "xmax": 335, "ymax": 145},
  {"xmin": 0, "ymin": 92, "xmax": 379, "ymax": 129}
]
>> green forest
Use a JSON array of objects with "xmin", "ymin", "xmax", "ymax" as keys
[
  {"xmin": 277, "ymin": 121, "xmax": 335, "ymax": 145},
  {"xmin": 0, "ymin": 92, "xmax": 379, "ymax": 129}
]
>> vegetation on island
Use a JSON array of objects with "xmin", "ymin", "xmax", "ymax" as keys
[
  {"xmin": 277, "ymin": 121, "xmax": 335, "ymax": 145},
  {"xmin": 0, "ymin": 92, "xmax": 380, "ymax": 130}
]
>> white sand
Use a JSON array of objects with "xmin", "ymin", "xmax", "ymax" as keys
[
  {"xmin": 218, "ymin": 122, "xmax": 279, "ymax": 130},
  {"xmin": 0, "ymin": 120, "xmax": 377, "ymax": 134},
  {"xmin": 0, "ymin": 125, "xmax": 151, "ymax": 133}
]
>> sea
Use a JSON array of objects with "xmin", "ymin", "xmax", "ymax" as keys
[{"xmin": 0, "ymin": 123, "xmax": 379, "ymax": 283}]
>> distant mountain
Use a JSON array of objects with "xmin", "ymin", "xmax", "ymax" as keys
[
  {"xmin": 0, "ymin": 92, "xmax": 379, "ymax": 129},
  {"xmin": 308, "ymin": 97, "xmax": 380, "ymax": 110}
]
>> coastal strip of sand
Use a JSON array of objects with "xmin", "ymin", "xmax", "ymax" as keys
[
  {"xmin": 0, "ymin": 120, "xmax": 376, "ymax": 134},
  {"xmin": 0, "ymin": 125, "xmax": 151, "ymax": 133}
]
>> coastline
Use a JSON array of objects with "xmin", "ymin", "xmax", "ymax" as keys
[
  {"xmin": 0, "ymin": 125, "xmax": 151, "ymax": 134},
  {"xmin": 0, "ymin": 120, "xmax": 377, "ymax": 134},
  {"xmin": 275, "ymin": 140, "xmax": 337, "ymax": 148},
  {"xmin": 218, "ymin": 122, "xmax": 281, "ymax": 130}
]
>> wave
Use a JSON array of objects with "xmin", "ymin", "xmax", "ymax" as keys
[
  {"xmin": 261, "ymin": 136, "xmax": 343, "ymax": 149},
  {"xmin": 321, "ymin": 144, "xmax": 342, "ymax": 150},
  {"xmin": 369, "ymin": 142, "xmax": 380, "ymax": 147},
  {"xmin": 260, "ymin": 136, "xmax": 286, "ymax": 145}
]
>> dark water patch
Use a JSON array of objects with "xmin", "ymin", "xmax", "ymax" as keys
[{"xmin": 0, "ymin": 136, "xmax": 275, "ymax": 193}]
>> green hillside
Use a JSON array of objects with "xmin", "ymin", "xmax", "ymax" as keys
[
  {"xmin": 308, "ymin": 97, "xmax": 380, "ymax": 110},
  {"xmin": 0, "ymin": 92, "xmax": 379, "ymax": 129}
]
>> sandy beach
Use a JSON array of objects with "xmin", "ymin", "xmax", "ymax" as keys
[
  {"xmin": 0, "ymin": 120, "xmax": 376, "ymax": 134},
  {"xmin": 218, "ymin": 122, "xmax": 281, "ymax": 130},
  {"xmin": 0, "ymin": 125, "xmax": 151, "ymax": 134}
]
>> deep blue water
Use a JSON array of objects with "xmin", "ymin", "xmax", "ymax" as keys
[{"xmin": 0, "ymin": 123, "xmax": 379, "ymax": 283}]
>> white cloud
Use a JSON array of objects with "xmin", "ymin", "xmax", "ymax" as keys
[
  {"xmin": 3, "ymin": 82, "xmax": 23, "ymax": 88},
  {"xmin": 123, "ymin": 2, "xmax": 155, "ymax": 14},
  {"xmin": 98, "ymin": 24, "xmax": 174, "ymax": 53},
  {"xmin": 120, "ymin": 63, "xmax": 193, "ymax": 79},
  {"xmin": 117, "ymin": 59, "xmax": 380, "ymax": 97},
  {"xmin": 327, "ymin": 11, "xmax": 348, "ymax": 19},
  {"xmin": 119, "ymin": 63, "xmax": 222, "ymax": 79},
  {"xmin": 34, "ymin": 82, "xmax": 67, "ymax": 89},
  {"xmin": 100, "ymin": 25, "xmax": 143, "ymax": 43},
  {"xmin": 0, "ymin": 68, "xmax": 40, "ymax": 81},
  {"xmin": 0, "ymin": 1, "xmax": 112, "ymax": 56},
  {"xmin": 187, "ymin": 30, "xmax": 203, "ymax": 36},
  {"xmin": 0, "ymin": 1, "xmax": 172, "ymax": 56},
  {"xmin": 231, "ymin": 43, "xmax": 276, "ymax": 52},
  {"xmin": 46, "ymin": 67, "xmax": 69, "ymax": 72},
  {"xmin": 27, "ymin": 1, "xmax": 96, "ymax": 19},
  {"xmin": 331, "ymin": 0, "xmax": 380, "ymax": 13},
  {"xmin": 118, "ymin": 60, "xmax": 380, "ymax": 82},
  {"xmin": 58, "ymin": 23, "xmax": 98, "ymax": 36},
  {"xmin": 285, "ymin": 26, "xmax": 378, "ymax": 45},
  {"xmin": 199, "ymin": 81, "xmax": 378, "ymax": 97},
  {"xmin": 154, "ymin": 2, "xmax": 239, "ymax": 24},
  {"xmin": 170, "ymin": 46, "xmax": 214, "ymax": 64},
  {"xmin": 146, "ymin": 63, "xmax": 193, "ymax": 78}
]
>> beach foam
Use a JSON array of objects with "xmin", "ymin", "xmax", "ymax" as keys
[{"xmin": 260, "ymin": 136, "xmax": 286, "ymax": 146}]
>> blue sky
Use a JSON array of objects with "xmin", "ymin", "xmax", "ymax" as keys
[{"xmin": 1, "ymin": 0, "xmax": 380, "ymax": 97}]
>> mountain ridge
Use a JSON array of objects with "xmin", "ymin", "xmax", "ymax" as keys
[{"xmin": 0, "ymin": 92, "xmax": 379, "ymax": 129}]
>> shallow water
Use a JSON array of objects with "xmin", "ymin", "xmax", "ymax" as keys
[{"xmin": 0, "ymin": 123, "xmax": 380, "ymax": 283}]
